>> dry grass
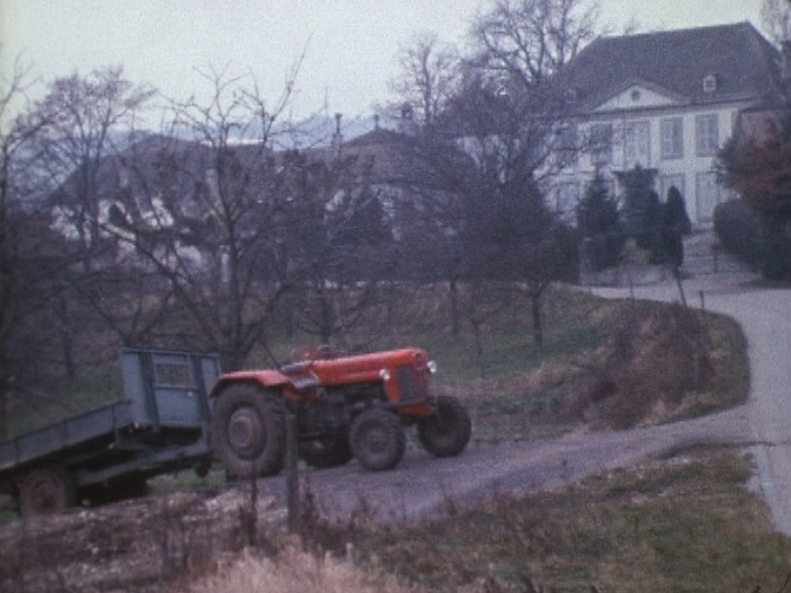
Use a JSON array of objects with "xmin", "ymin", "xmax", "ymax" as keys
[
  {"xmin": 174, "ymin": 545, "xmax": 423, "ymax": 593},
  {"xmin": 566, "ymin": 302, "xmax": 712, "ymax": 429},
  {"xmin": 446, "ymin": 296, "xmax": 749, "ymax": 440}
]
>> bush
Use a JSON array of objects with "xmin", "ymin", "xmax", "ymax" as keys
[
  {"xmin": 617, "ymin": 166, "xmax": 658, "ymax": 248},
  {"xmin": 713, "ymin": 199, "xmax": 763, "ymax": 268},
  {"xmin": 649, "ymin": 186, "xmax": 692, "ymax": 266},
  {"xmin": 714, "ymin": 199, "xmax": 791, "ymax": 279},
  {"xmin": 758, "ymin": 210, "xmax": 791, "ymax": 280}
]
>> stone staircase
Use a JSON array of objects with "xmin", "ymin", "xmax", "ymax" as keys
[
  {"xmin": 680, "ymin": 231, "xmax": 754, "ymax": 277},
  {"xmin": 580, "ymin": 230, "xmax": 756, "ymax": 288}
]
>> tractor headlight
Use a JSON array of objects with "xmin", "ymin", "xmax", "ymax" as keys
[
  {"xmin": 380, "ymin": 368, "xmax": 391, "ymax": 381},
  {"xmin": 427, "ymin": 360, "xmax": 438, "ymax": 374}
]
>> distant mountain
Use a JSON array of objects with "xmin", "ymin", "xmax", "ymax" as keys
[{"xmin": 270, "ymin": 113, "xmax": 394, "ymax": 150}]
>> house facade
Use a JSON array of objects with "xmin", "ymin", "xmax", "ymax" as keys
[{"xmin": 551, "ymin": 21, "xmax": 784, "ymax": 226}]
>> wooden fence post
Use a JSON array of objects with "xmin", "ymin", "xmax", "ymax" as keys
[{"xmin": 285, "ymin": 414, "xmax": 300, "ymax": 533}]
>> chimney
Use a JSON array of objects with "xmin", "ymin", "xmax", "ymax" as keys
[{"xmin": 331, "ymin": 112, "xmax": 343, "ymax": 156}]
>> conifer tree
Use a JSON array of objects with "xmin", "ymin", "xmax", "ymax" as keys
[{"xmin": 576, "ymin": 172, "xmax": 623, "ymax": 271}]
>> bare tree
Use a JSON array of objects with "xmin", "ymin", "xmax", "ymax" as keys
[
  {"xmin": 762, "ymin": 0, "xmax": 791, "ymax": 45},
  {"xmin": 387, "ymin": 32, "xmax": 462, "ymax": 128},
  {"xmin": 453, "ymin": 84, "xmax": 578, "ymax": 346},
  {"xmin": 0, "ymin": 51, "xmax": 68, "ymax": 438},
  {"xmin": 156, "ymin": 68, "xmax": 286, "ymax": 369},
  {"xmin": 101, "ymin": 66, "xmax": 305, "ymax": 370},
  {"xmin": 0, "ymin": 52, "xmax": 33, "ymax": 439},
  {"xmin": 391, "ymin": 0, "xmax": 597, "ymax": 348},
  {"xmin": 397, "ymin": 79, "xmax": 576, "ymax": 348},
  {"xmin": 34, "ymin": 66, "xmax": 154, "ymax": 268},
  {"xmin": 471, "ymin": 0, "xmax": 599, "ymax": 89},
  {"xmin": 281, "ymin": 152, "xmax": 394, "ymax": 347},
  {"xmin": 448, "ymin": 0, "xmax": 598, "ymax": 344},
  {"xmin": 25, "ymin": 66, "xmax": 154, "ymax": 378}
]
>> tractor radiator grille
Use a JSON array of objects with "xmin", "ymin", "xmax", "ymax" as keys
[{"xmin": 397, "ymin": 365, "xmax": 425, "ymax": 402}]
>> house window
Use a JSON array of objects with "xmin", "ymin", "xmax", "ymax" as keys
[
  {"xmin": 557, "ymin": 123, "xmax": 579, "ymax": 168},
  {"xmin": 661, "ymin": 118, "xmax": 684, "ymax": 159},
  {"xmin": 589, "ymin": 123, "xmax": 613, "ymax": 165},
  {"xmin": 696, "ymin": 114, "xmax": 719, "ymax": 156},
  {"xmin": 702, "ymin": 74, "xmax": 718, "ymax": 93},
  {"xmin": 624, "ymin": 121, "xmax": 650, "ymax": 167}
]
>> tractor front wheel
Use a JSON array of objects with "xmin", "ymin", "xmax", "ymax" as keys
[
  {"xmin": 350, "ymin": 409, "xmax": 405, "ymax": 471},
  {"xmin": 417, "ymin": 396, "xmax": 472, "ymax": 457},
  {"xmin": 211, "ymin": 384, "xmax": 285, "ymax": 480}
]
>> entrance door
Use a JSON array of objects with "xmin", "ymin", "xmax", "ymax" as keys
[{"xmin": 695, "ymin": 172, "xmax": 720, "ymax": 223}]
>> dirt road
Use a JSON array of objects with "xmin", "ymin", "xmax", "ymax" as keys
[{"xmin": 255, "ymin": 405, "xmax": 752, "ymax": 525}]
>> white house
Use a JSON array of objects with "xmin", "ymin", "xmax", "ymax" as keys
[{"xmin": 551, "ymin": 21, "xmax": 784, "ymax": 226}]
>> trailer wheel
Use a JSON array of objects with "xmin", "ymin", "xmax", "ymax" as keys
[
  {"xmin": 299, "ymin": 435, "xmax": 353, "ymax": 469},
  {"xmin": 417, "ymin": 396, "xmax": 472, "ymax": 457},
  {"xmin": 18, "ymin": 468, "xmax": 76, "ymax": 519},
  {"xmin": 350, "ymin": 409, "xmax": 405, "ymax": 471},
  {"xmin": 212, "ymin": 384, "xmax": 285, "ymax": 479}
]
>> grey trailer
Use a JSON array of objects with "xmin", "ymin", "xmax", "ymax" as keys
[{"xmin": 0, "ymin": 348, "xmax": 220, "ymax": 519}]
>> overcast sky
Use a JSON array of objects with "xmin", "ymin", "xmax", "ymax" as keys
[{"xmin": 1, "ymin": 0, "xmax": 766, "ymax": 123}]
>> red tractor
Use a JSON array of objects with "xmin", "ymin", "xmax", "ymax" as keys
[{"xmin": 209, "ymin": 346, "xmax": 471, "ymax": 477}]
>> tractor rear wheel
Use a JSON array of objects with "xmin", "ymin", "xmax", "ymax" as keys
[
  {"xmin": 211, "ymin": 384, "xmax": 285, "ymax": 479},
  {"xmin": 350, "ymin": 409, "xmax": 405, "ymax": 471},
  {"xmin": 299, "ymin": 435, "xmax": 353, "ymax": 469},
  {"xmin": 417, "ymin": 396, "xmax": 472, "ymax": 457},
  {"xmin": 18, "ymin": 468, "xmax": 76, "ymax": 519}
]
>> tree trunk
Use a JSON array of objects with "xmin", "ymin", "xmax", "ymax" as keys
[
  {"xmin": 449, "ymin": 278, "xmax": 460, "ymax": 336},
  {"xmin": 531, "ymin": 291, "xmax": 543, "ymax": 346},
  {"xmin": 470, "ymin": 317, "xmax": 487, "ymax": 379},
  {"xmin": 0, "ymin": 380, "xmax": 6, "ymax": 441},
  {"xmin": 58, "ymin": 295, "xmax": 77, "ymax": 380}
]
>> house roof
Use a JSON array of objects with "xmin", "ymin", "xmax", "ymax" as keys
[
  {"xmin": 320, "ymin": 126, "xmax": 416, "ymax": 185},
  {"xmin": 344, "ymin": 127, "xmax": 405, "ymax": 149},
  {"xmin": 559, "ymin": 21, "xmax": 782, "ymax": 112}
]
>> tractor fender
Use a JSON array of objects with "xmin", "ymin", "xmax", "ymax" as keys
[{"xmin": 208, "ymin": 369, "xmax": 292, "ymax": 399}]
